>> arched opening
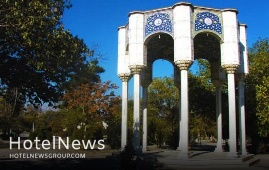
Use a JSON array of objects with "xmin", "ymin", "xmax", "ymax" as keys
[
  {"xmin": 143, "ymin": 33, "xmax": 179, "ymax": 149},
  {"xmin": 145, "ymin": 33, "xmax": 174, "ymax": 64},
  {"xmin": 194, "ymin": 32, "xmax": 221, "ymax": 62},
  {"xmin": 190, "ymin": 32, "xmax": 227, "ymax": 150},
  {"xmin": 152, "ymin": 59, "xmax": 173, "ymax": 78},
  {"xmin": 147, "ymin": 59, "xmax": 179, "ymax": 148}
]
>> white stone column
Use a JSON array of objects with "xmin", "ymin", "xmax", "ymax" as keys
[
  {"xmin": 213, "ymin": 81, "xmax": 224, "ymax": 152},
  {"xmin": 221, "ymin": 8, "xmax": 240, "ymax": 157},
  {"xmin": 119, "ymin": 74, "xmax": 131, "ymax": 150},
  {"xmin": 237, "ymin": 75, "xmax": 248, "ymax": 155},
  {"xmin": 177, "ymin": 92, "xmax": 182, "ymax": 150},
  {"xmin": 222, "ymin": 64, "xmax": 239, "ymax": 157},
  {"xmin": 175, "ymin": 60, "xmax": 193, "ymax": 158},
  {"xmin": 129, "ymin": 65, "xmax": 144, "ymax": 155},
  {"xmin": 174, "ymin": 67, "xmax": 182, "ymax": 150},
  {"xmin": 142, "ymin": 87, "xmax": 148, "ymax": 152},
  {"xmin": 141, "ymin": 66, "xmax": 152, "ymax": 153},
  {"xmin": 237, "ymin": 23, "xmax": 248, "ymax": 156},
  {"xmin": 173, "ymin": 2, "xmax": 193, "ymax": 157}
]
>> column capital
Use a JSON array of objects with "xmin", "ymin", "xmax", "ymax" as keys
[
  {"xmin": 175, "ymin": 60, "xmax": 193, "ymax": 70},
  {"xmin": 118, "ymin": 73, "xmax": 132, "ymax": 82},
  {"xmin": 222, "ymin": 64, "xmax": 239, "ymax": 74},
  {"xmin": 129, "ymin": 65, "xmax": 145, "ymax": 74}
]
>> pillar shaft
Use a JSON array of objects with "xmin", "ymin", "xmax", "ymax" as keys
[
  {"xmin": 177, "ymin": 90, "xmax": 182, "ymax": 150},
  {"xmin": 238, "ymin": 79, "xmax": 247, "ymax": 155},
  {"xmin": 175, "ymin": 60, "xmax": 192, "ymax": 158},
  {"xmin": 179, "ymin": 69, "xmax": 189, "ymax": 154},
  {"xmin": 222, "ymin": 64, "xmax": 239, "ymax": 157},
  {"xmin": 133, "ymin": 73, "xmax": 141, "ymax": 153},
  {"xmin": 121, "ymin": 81, "xmax": 128, "ymax": 150},
  {"xmin": 215, "ymin": 86, "xmax": 223, "ymax": 152},
  {"xmin": 227, "ymin": 73, "xmax": 237, "ymax": 156},
  {"xmin": 142, "ymin": 87, "xmax": 148, "ymax": 152},
  {"xmin": 129, "ymin": 65, "xmax": 144, "ymax": 155}
]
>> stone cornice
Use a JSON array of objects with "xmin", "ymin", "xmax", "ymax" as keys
[
  {"xmin": 118, "ymin": 26, "xmax": 126, "ymax": 31},
  {"xmin": 222, "ymin": 8, "xmax": 238, "ymax": 14},
  {"xmin": 128, "ymin": 11, "xmax": 144, "ymax": 17},
  {"xmin": 172, "ymin": 2, "xmax": 194, "ymax": 10}
]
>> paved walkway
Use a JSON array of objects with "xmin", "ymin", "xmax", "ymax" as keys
[
  {"xmin": 0, "ymin": 147, "xmax": 268, "ymax": 170},
  {"xmin": 1, "ymin": 139, "xmax": 269, "ymax": 170}
]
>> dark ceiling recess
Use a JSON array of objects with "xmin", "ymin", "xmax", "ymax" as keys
[
  {"xmin": 194, "ymin": 33, "xmax": 221, "ymax": 62},
  {"xmin": 145, "ymin": 32, "xmax": 221, "ymax": 64},
  {"xmin": 146, "ymin": 33, "xmax": 174, "ymax": 64}
]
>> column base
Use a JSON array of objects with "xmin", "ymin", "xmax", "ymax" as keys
[
  {"xmin": 176, "ymin": 148, "xmax": 190, "ymax": 159},
  {"xmin": 214, "ymin": 146, "xmax": 224, "ymax": 152},
  {"xmin": 134, "ymin": 147, "xmax": 142, "ymax": 156},
  {"xmin": 142, "ymin": 147, "xmax": 147, "ymax": 153},
  {"xmin": 239, "ymin": 151, "xmax": 248, "ymax": 156},
  {"xmin": 176, "ymin": 146, "xmax": 181, "ymax": 151},
  {"xmin": 177, "ymin": 151, "xmax": 190, "ymax": 159},
  {"xmin": 226, "ymin": 152, "xmax": 239, "ymax": 158}
]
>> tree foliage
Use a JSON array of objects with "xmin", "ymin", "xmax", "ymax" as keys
[
  {"xmin": 0, "ymin": 0, "xmax": 104, "ymax": 108},
  {"xmin": 63, "ymin": 81, "xmax": 119, "ymax": 118},
  {"xmin": 147, "ymin": 75, "xmax": 217, "ymax": 148},
  {"xmin": 246, "ymin": 38, "xmax": 269, "ymax": 138},
  {"xmin": 61, "ymin": 81, "xmax": 120, "ymax": 140},
  {"xmin": 148, "ymin": 77, "xmax": 179, "ymax": 147}
]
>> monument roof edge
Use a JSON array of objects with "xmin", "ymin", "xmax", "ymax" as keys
[
  {"xmin": 222, "ymin": 8, "xmax": 238, "ymax": 14},
  {"xmin": 128, "ymin": 11, "xmax": 144, "ymax": 17},
  {"xmin": 239, "ymin": 23, "xmax": 248, "ymax": 28},
  {"xmin": 193, "ymin": 5, "xmax": 223, "ymax": 12}
]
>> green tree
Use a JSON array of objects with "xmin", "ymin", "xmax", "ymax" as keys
[
  {"xmin": 147, "ymin": 74, "xmax": 217, "ymax": 148},
  {"xmin": 0, "ymin": 0, "xmax": 103, "ymax": 107},
  {"xmin": 106, "ymin": 100, "xmax": 134, "ymax": 149},
  {"xmin": 245, "ymin": 38, "xmax": 269, "ymax": 152},
  {"xmin": 148, "ymin": 77, "xmax": 179, "ymax": 147}
]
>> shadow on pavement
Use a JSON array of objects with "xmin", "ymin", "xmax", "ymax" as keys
[{"xmin": 0, "ymin": 155, "xmax": 165, "ymax": 170}]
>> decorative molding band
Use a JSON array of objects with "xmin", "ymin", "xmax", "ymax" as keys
[
  {"xmin": 221, "ymin": 64, "xmax": 239, "ymax": 74},
  {"xmin": 118, "ymin": 73, "xmax": 132, "ymax": 82},
  {"xmin": 129, "ymin": 65, "xmax": 145, "ymax": 74},
  {"xmin": 175, "ymin": 60, "xmax": 193, "ymax": 70}
]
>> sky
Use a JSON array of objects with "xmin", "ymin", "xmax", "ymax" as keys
[{"xmin": 62, "ymin": 0, "xmax": 269, "ymax": 96}]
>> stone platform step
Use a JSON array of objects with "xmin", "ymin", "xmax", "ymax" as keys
[{"xmin": 155, "ymin": 151, "xmax": 261, "ymax": 169}]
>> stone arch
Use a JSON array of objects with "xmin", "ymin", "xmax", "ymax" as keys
[
  {"xmin": 193, "ymin": 31, "xmax": 225, "ymax": 85},
  {"xmin": 194, "ymin": 31, "xmax": 221, "ymax": 62},
  {"xmin": 144, "ymin": 32, "xmax": 174, "ymax": 65}
]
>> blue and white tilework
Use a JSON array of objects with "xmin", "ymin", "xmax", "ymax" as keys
[
  {"xmin": 145, "ymin": 13, "xmax": 173, "ymax": 37},
  {"xmin": 195, "ymin": 12, "xmax": 222, "ymax": 34}
]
